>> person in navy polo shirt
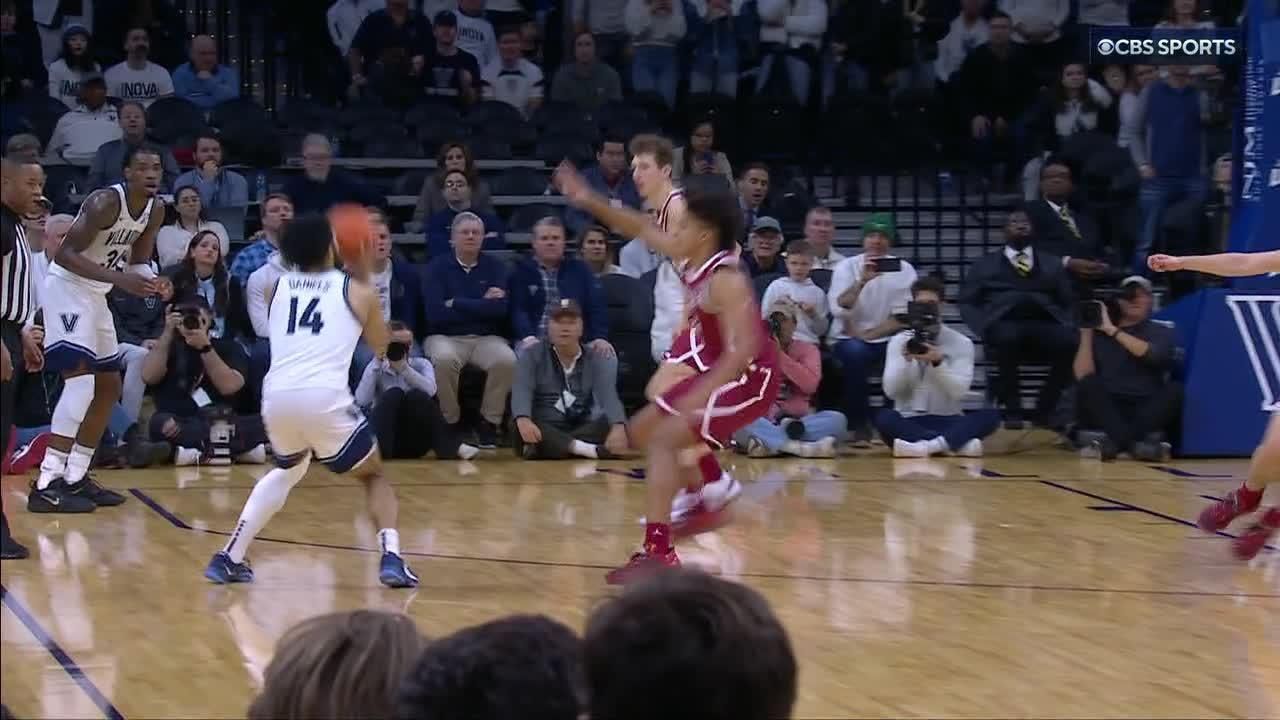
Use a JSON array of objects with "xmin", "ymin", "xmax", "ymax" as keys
[{"xmin": 508, "ymin": 216, "xmax": 612, "ymax": 357}]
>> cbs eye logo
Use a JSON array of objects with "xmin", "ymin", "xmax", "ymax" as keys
[{"xmin": 1097, "ymin": 38, "xmax": 1116, "ymax": 55}]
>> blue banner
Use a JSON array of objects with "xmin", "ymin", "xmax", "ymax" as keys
[
  {"xmin": 1230, "ymin": 0, "xmax": 1280, "ymax": 268},
  {"xmin": 1088, "ymin": 27, "xmax": 1242, "ymax": 64}
]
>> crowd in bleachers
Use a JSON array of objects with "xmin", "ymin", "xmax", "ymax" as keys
[{"xmin": 0, "ymin": 0, "xmax": 1247, "ymax": 477}]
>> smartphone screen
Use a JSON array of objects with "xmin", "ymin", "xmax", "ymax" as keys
[{"xmin": 872, "ymin": 257, "xmax": 902, "ymax": 273}]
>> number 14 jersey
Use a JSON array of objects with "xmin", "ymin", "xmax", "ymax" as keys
[{"xmin": 264, "ymin": 269, "xmax": 363, "ymax": 397}]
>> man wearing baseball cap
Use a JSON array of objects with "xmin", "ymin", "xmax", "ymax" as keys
[
  {"xmin": 1073, "ymin": 275, "xmax": 1182, "ymax": 461},
  {"xmin": 511, "ymin": 299, "xmax": 629, "ymax": 460},
  {"xmin": 741, "ymin": 216, "xmax": 785, "ymax": 277}
]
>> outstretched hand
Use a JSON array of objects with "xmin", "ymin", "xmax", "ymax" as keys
[
  {"xmin": 1147, "ymin": 254, "xmax": 1184, "ymax": 273},
  {"xmin": 553, "ymin": 161, "xmax": 592, "ymax": 205}
]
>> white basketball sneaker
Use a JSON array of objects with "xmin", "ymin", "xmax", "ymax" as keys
[{"xmin": 672, "ymin": 472, "xmax": 741, "ymax": 538}]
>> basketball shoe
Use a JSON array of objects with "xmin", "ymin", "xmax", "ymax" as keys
[
  {"xmin": 379, "ymin": 553, "xmax": 419, "ymax": 588},
  {"xmin": 672, "ymin": 472, "xmax": 742, "ymax": 539},
  {"xmin": 605, "ymin": 547, "xmax": 681, "ymax": 585},
  {"xmin": 1231, "ymin": 507, "xmax": 1279, "ymax": 561},
  {"xmin": 1197, "ymin": 486, "xmax": 1262, "ymax": 532},
  {"xmin": 205, "ymin": 551, "xmax": 254, "ymax": 583}
]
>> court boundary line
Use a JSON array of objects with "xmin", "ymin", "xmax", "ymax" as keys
[
  {"xmin": 129, "ymin": 489, "xmax": 1279, "ymax": 600},
  {"xmin": 0, "ymin": 584, "xmax": 126, "ymax": 720}
]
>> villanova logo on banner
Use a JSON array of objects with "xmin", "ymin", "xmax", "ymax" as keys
[{"xmin": 1226, "ymin": 295, "xmax": 1280, "ymax": 412}]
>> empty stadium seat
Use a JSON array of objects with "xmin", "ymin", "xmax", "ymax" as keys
[
  {"xmin": 508, "ymin": 203, "xmax": 564, "ymax": 233},
  {"xmin": 601, "ymin": 273, "xmax": 656, "ymax": 411},
  {"xmin": 18, "ymin": 95, "xmax": 70, "ymax": 147},
  {"xmin": 146, "ymin": 97, "xmax": 207, "ymax": 146},
  {"xmin": 534, "ymin": 137, "xmax": 593, "ymax": 166},
  {"xmin": 487, "ymin": 166, "xmax": 549, "ymax": 196},
  {"xmin": 42, "ymin": 164, "xmax": 87, "ymax": 214}
]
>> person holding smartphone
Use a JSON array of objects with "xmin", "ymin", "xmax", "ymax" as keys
[{"xmin": 827, "ymin": 213, "xmax": 917, "ymax": 443}]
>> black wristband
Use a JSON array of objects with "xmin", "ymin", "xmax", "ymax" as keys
[{"xmin": 197, "ymin": 344, "xmax": 214, "ymax": 354}]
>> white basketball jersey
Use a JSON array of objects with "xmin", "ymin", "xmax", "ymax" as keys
[
  {"xmin": 657, "ymin": 187, "xmax": 684, "ymax": 232},
  {"xmin": 264, "ymin": 269, "xmax": 363, "ymax": 396},
  {"xmin": 51, "ymin": 184, "xmax": 153, "ymax": 294}
]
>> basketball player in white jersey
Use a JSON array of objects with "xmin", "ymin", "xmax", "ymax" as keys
[
  {"xmin": 28, "ymin": 144, "xmax": 165, "ymax": 514},
  {"xmin": 205, "ymin": 214, "xmax": 417, "ymax": 588},
  {"xmin": 1150, "ymin": 250, "xmax": 1280, "ymax": 559}
]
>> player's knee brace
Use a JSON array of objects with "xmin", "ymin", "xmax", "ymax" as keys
[{"xmin": 50, "ymin": 375, "xmax": 96, "ymax": 438}]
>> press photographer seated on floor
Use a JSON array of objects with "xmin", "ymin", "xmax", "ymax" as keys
[
  {"xmin": 511, "ymin": 300, "xmax": 629, "ymax": 460},
  {"xmin": 140, "ymin": 296, "xmax": 267, "ymax": 466},
  {"xmin": 354, "ymin": 321, "xmax": 479, "ymax": 461},
  {"xmin": 1072, "ymin": 276, "xmax": 1182, "ymax": 462},
  {"xmin": 874, "ymin": 277, "xmax": 1001, "ymax": 458}
]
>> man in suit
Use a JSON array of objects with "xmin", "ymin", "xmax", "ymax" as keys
[
  {"xmin": 1025, "ymin": 159, "xmax": 1115, "ymax": 288},
  {"xmin": 960, "ymin": 207, "xmax": 1077, "ymax": 426}
]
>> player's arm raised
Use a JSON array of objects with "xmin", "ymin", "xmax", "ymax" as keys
[
  {"xmin": 672, "ymin": 269, "xmax": 762, "ymax": 414},
  {"xmin": 57, "ymin": 189, "xmax": 157, "ymax": 296},
  {"xmin": 1149, "ymin": 250, "xmax": 1280, "ymax": 277},
  {"xmin": 554, "ymin": 161, "xmax": 682, "ymax": 259},
  {"xmin": 349, "ymin": 279, "xmax": 389, "ymax": 358}
]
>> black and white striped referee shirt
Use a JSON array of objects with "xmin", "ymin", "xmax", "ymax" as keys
[{"xmin": 1, "ymin": 204, "xmax": 33, "ymax": 325}]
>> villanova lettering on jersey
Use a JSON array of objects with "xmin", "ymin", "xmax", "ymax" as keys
[{"xmin": 119, "ymin": 81, "xmax": 160, "ymax": 99}]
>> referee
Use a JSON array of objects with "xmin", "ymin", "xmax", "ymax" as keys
[{"xmin": 1, "ymin": 152, "xmax": 47, "ymax": 560}]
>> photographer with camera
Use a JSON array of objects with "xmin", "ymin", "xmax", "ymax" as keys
[
  {"xmin": 355, "ymin": 321, "xmax": 479, "ymax": 461},
  {"xmin": 141, "ymin": 295, "xmax": 267, "ymax": 465},
  {"xmin": 1072, "ymin": 276, "xmax": 1182, "ymax": 461},
  {"xmin": 875, "ymin": 277, "xmax": 1001, "ymax": 458},
  {"xmin": 734, "ymin": 302, "xmax": 847, "ymax": 458}
]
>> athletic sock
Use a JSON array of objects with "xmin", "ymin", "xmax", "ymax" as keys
[
  {"xmin": 65, "ymin": 444, "xmax": 95, "ymax": 485},
  {"xmin": 644, "ymin": 522, "xmax": 671, "ymax": 555},
  {"xmin": 1237, "ymin": 483, "xmax": 1264, "ymax": 509},
  {"xmin": 378, "ymin": 528, "xmax": 401, "ymax": 556},
  {"xmin": 697, "ymin": 452, "xmax": 722, "ymax": 487},
  {"xmin": 223, "ymin": 465, "xmax": 304, "ymax": 563},
  {"xmin": 569, "ymin": 440, "xmax": 599, "ymax": 459},
  {"xmin": 36, "ymin": 448, "xmax": 69, "ymax": 490}
]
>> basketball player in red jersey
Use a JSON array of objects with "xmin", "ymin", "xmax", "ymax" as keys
[
  {"xmin": 556, "ymin": 160, "xmax": 780, "ymax": 584},
  {"xmin": 1150, "ymin": 250, "xmax": 1280, "ymax": 559}
]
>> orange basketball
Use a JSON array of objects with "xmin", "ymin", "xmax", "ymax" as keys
[{"xmin": 328, "ymin": 204, "xmax": 374, "ymax": 267}]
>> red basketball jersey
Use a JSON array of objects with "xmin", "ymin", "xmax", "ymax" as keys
[{"xmin": 665, "ymin": 250, "xmax": 776, "ymax": 372}]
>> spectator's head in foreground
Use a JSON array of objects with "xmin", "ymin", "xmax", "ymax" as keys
[
  {"xmin": 248, "ymin": 609, "xmax": 424, "ymax": 720},
  {"xmin": 584, "ymin": 569, "xmax": 797, "ymax": 720}
]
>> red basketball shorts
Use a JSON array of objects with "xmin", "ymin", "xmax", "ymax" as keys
[{"xmin": 653, "ymin": 362, "xmax": 780, "ymax": 449}]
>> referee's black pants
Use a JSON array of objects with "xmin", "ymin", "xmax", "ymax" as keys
[{"xmin": 2, "ymin": 320, "xmax": 26, "ymax": 545}]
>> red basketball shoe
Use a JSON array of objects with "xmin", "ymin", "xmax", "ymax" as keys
[
  {"xmin": 1231, "ymin": 507, "xmax": 1279, "ymax": 561},
  {"xmin": 1198, "ymin": 487, "xmax": 1262, "ymax": 532},
  {"xmin": 672, "ymin": 473, "xmax": 741, "ymax": 539},
  {"xmin": 605, "ymin": 548, "xmax": 680, "ymax": 585}
]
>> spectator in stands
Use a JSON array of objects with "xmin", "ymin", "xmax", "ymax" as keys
[
  {"xmin": 425, "ymin": 170, "xmax": 505, "ymax": 259},
  {"xmin": 481, "ymin": 25, "xmax": 544, "ymax": 117},
  {"xmin": 349, "ymin": 0, "xmax": 433, "ymax": 106},
  {"xmin": 229, "ymin": 192, "xmax": 293, "ymax": 286},
  {"xmin": 954, "ymin": 12, "xmax": 1038, "ymax": 175},
  {"xmin": 156, "ymin": 188, "xmax": 231, "ymax": 268},
  {"xmin": 29, "ymin": 213, "xmax": 71, "ymax": 313},
  {"xmin": 141, "ymin": 295, "xmax": 268, "ymax": 466},
  {"xmin": 173, "ymin": 132, "xmax": 250, "ymax": 210},
  {"xmin": 284, "ymin": 134, "xmax": 383, "ymax": 215},
  {"xmin": 1078, "ymin": 0, "xmax": 1131, "ymax": 30},
  {"xmin": 550, "ymin": 31, "xmax": 623, "ymax": 111},
  {"xmin": 1026, "ymin": 160, "xmax": 1113, "ymax": 286},
  {"xmin": 510, "ymin": 217, "xmax": 612, "ymax": 355},
  {"xmin": 421, "ymin": 10, "xmax": 481, "ymax": 106},
  {"xmin": 251, "ymin": 610, "xmax": 424, "ymax": 720},
  {"xmin": 1000, "ymin": 0, "xmax": 1069, "ymax": 70},
  {"xmin": 1129, "ymin": 64, "xmax": 1208, "ymax": 273},
  {"xmin": 172, "ymin": 35, "xmax": 240, "ymax": 110},
  {"xmin": 1022, "ymin": 63, "xmax": 1115, "ymax": 200},
  {"xmin": 828, "ymin": 213, "xmax": 917, "ymax": 442},
  {"xmin": 579, "ymin": 225, "xmax": 622, "ymax": 276},
  {"xmin": 410, "ymin": 142, "xmax": 494, "ymax": 232},
  {"xmin": 105, "ymin": 27, "xmax": 175, "ymax": 107},
  {"xmin": 108, "ymin": 264, "xmax": 173, "ymax": 427},
  {"xmin": 95, "ymin": 1, "xmax": 187, "ymax": 69},
  {"xmin": 625, "ymin": 0, "xmax": 686, "ymax": 108},
  {"xmin": 565, "ymin": 134, "xmax": 642, "ymax": 235},
  {"xmin": 31, "ymin": 0, "xmax": 91, "ymax": 66},
  {"xmin": 5, "ymin": 134, "xmax": 41, "ymax": 164},
  {"xmin": 734, "ymin": 301, "xmax": 844, "ymax": 458},
  {"xmin": 802, "ymin": 206, "xmax": 843, "ymax": 270},
  {"xmin": 1113, "ymin": 64, "xmax": 1156, "ymax": 150},
  {"xmin": 737, "ymin": 163, "xmax": 771, "ymax": 244},
  {"xmin": 87, "ymin": 101, "xmax": 181, "ymax": 191},
  {"xmin": 422, "ymin": 212, "xmax": 517, "ymax": 448},
  {"xmin": 356, "ymin": 321, "xmax": 480, "ymax": 460},
  {"xmin": 619, "ymin": 210, "xmax": 664, "ymax": 277},
  {"xmin": 328, "ymin": 0, "xmax": 384, "ymax": 58},
  {"xmin": 46, "ymin": 24, "xmax": 100, "ymax": 109},
  {"xmin": 649, "ymin": 258, "xmax": 683, "ymax": 361},
  {"xmin": 43, "ymin": 76, "xmax": 122, "ymax": 168},
  {"xmin": 368, "ymin": 208, "xmax": 425, "ymax": 338},
  {"xmin": 512, "ymin": 299, "xmax": 628, "ymax": 459},
  {"xmin": 1156, "ymin": 0, "xmax": 1220, "ymax": 79},
  {"xmin": 584, "ymin": 570, "xmax": 797, "ymax": 720},
  {"xmin": 686, "ymin": 0, "xmax": 747, "ymax": 98},
  {"xmin": 826, "ymin": 0, "xmax": 915, "ymax": 99},
  {"xmin": 0, "ymin": 1, "xmax": 46, "ymax": 101},
  {"xmin": 741, "ymin": 216, "xmax": 785, "ymax": 277},
  {"xmin": 570, "ymin": 0, "xmax": 630, "ymax": 73},
  {"xmin": 756, "ymin": 0, "xmax": 826, "ymax": 106},
  {"xmin": 1073, "ymin": 276, "xmax": 1181, "ymax": 461},
  {"xmin": 167, "ymin": 230, "xmax": 231, "ymax": 339},
  {"xmin": 934, "ymin": 0, "xmax": 989, "ymax": 87},
  {"xmin": 876, "ymin": 276, "xmax": 1001, "ymax": 458},
  {"xmin": 671, "ymin": 118, "xmax": 733, "ymax": 190},
  {"xmin": 246, "ymin": 244, "xmax": 289, "ymax": 394},
  {"xmin": 959, "ymin": 207, "xmax": 1076, "ymax": 426},
  {"xmin": 455, "ymin": 0, "xmax": 499, "ymax": 67},
  {"xmin": 396, "ymin": 615, "xmax": 583, "ymax": 720},
  {"xmin": 761, "ymin": 240, "xmax": 829, "ymax": 344}
]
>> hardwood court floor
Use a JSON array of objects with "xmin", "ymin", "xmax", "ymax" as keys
[{"xmin": 1, "ymin": 453, "xmax": 1277, "ymax": 719}]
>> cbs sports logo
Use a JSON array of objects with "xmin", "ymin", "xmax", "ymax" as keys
[{"xmin": 1092, "ymin": 29, "xmax": 1240, "ymax": 64}]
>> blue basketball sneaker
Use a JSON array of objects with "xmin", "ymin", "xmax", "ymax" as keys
[
  {"xmin": 379, "ymin": 552, "xmax": 419, "ymax": 588},
  {"xmin": 205, "ymin": 551, "xmax": 254, "ymax": 584}
]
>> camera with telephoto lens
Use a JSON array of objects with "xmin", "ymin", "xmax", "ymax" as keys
[
  {"xmin": 1077, "ymin": 286, "xmax": 1124, "ymax": 329},
  {"xmin": 898, "ymin": 301, "xmax": 940, "ymax": 356},
  {"xmin": 768, "ymin": 312, "xmax": 788, "ymax": 338},
  {"xmin": 177, "ymin": 302, "xmax": 204, "ymax": 331},
  {"xmin": 385, "ymin": 341, "xmax": 409, "ymax": 362}
]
